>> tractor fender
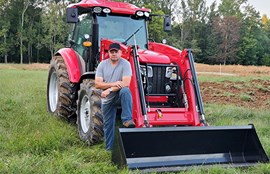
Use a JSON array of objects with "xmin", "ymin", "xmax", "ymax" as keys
[
  {"xmin": 79, "ymin": 72, "xmax": 96, "ymax": 84},
  {"xmin": 55, "ymin": 48, "xmax": 86, "ymax": 83}
]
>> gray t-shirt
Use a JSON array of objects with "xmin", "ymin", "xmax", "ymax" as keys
[{"xmin": 95, "ymin": 58, "xmax": 132, "ymax": 82}]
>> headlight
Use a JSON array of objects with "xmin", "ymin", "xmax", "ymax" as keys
[
  {"xmin": 93, "ymin": 7, "xmax": 102, "ymax": 13},
  {"xmin": 103, "ymin": 8, "xmax": 111, "ymax": 13},
  {"xmin": 165, "ymin": 67, "xmax": 173, "ymax": 78},
  {"xmin": 136, "ymin": 11, "xmax": 144, "ymax": 16},
  {"xmin": 140, "ymin": 65, "xmax": 153, "ymax": 77},
  {"xmin": 165, "ymin": 66, "xmax": 177, "ymax": 80},
  {"xmin": 144, "ymin": 12, "xmax": 150, "ymax": 17}
]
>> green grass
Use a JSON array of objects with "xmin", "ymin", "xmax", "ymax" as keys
[
  {"xmin": 0, "ymin": 67, "xmax": 269, "ymax": 173},
  {"xmin": 197, "ymin": 75, "xmax": 270, "ymax": 83},
  {"xmin": 204, "ymin": 104, "xmax": 270, "ymax": 170},
  {"xmin": 240, "ymin": 93, "xmax": 253, "ymax": 101},
  {"xmin": 0, "ymin": 69, "xmax": 121, "ymax": 173},
  {"xmin": 224, "ymin": 92, "xmax": 235, "ymax": 97},
  {"xmin": 257, "ymin": 85, "xmax": 270, "ymax": 92}
]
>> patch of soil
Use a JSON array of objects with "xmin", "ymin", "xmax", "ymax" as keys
[
  {"xmin": 28, "ymin": 63, "xmax": 49, "ymax": 70},
  {"xmin": 195, "ymin": 63, "xmax": 270, "ymax": 76},
  {"xmin": 0, "ymin": 63, "xmax": 49, "ymax": 70},
  {"xmin": 200, "ymin": 79, "xmax": 270, "ymax": 109}
]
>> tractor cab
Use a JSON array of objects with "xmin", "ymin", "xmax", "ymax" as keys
[
  {"xmin": 96, "ymin": 14, "xmax": 148, "ymax": 49},
  {"xmin": 66, "ymin": 2, "xmax": 155, "ymax": 70},
  {"xmin": 66, "ymin": 1, "xmax": 172, "ymax": 69}
]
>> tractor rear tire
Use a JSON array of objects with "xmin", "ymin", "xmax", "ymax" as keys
[
  {"xmin": 77, "ymin": 79, "xmax": 103, "ymax": 145},
  {"xmin": 47, "ymin": 56, "xmax": 77, "ymax": 121}
]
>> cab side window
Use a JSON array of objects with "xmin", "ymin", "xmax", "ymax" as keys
[{"xmin": 72, "ymin": 13, "xmax": 92, "ymax": 56}]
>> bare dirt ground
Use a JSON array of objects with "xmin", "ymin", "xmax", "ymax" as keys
[
  {"xmin": 0, "ymin": 63, "xmax": 49, "ymax": 70},
  {"xmin": 195, "ymin": 63, "xmax": 270, "ymax": 109},
  {"xmin": 200, "ymin": 80, "xmax": 270, "ymax": 109},
  {"xmin": 195, "ymin": 63, "xmax": 270, "ymax": 76},
  {"xmin": 1, "ymin": 63, "xmax": 269, "ymax": 109}
]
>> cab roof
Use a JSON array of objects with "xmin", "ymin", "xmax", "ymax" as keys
[{"xmin": 68, "ymin": 0, "xmax": 150, "ymax": 15}]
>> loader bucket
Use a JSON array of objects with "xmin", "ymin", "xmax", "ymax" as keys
[{"xmin": 112, "ymin": 125, "xmax": 268, "ymax": 172}]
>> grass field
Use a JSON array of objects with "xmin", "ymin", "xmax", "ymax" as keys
[{"xmin": 0, "ymin": 64, "xmax": 270, "ymax": 173}]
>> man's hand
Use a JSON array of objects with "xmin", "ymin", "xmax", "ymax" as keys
[
  {"xmin": 101, "ymin": 89, "xmax": 110, "ymax": 98},
  {"xmin": 113, "ymin": 81, "xmax": 125, "ymax": 89}
]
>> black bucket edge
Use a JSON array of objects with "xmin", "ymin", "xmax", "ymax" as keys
[{"xmin": 111, "ymin": 125, "xmax": 269, "ymax": 171}]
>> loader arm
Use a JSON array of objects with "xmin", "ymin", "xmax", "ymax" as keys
[
  {"xmin": 186, "ymin": 49, "xmax": 206, "ymax": 125},
  {"xmin": 131, "ymin": 45, "xmax": 149, "ymax": 127}
]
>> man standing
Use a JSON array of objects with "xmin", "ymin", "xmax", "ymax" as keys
[{"xmin": 95, "ymin": 42, "xmax": 135, "ymax": 150}]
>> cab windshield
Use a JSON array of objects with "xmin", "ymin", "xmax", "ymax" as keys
[{"xmin": 97, "ymin": 15, "xmax": 148, "ymax": 50}]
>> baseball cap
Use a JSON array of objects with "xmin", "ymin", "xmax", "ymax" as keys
[{"xmin": 109, "ymin": 43, "xmax": 120, "ymax": 51}]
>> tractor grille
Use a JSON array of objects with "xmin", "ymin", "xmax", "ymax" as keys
[{"xmin": 147, "ymin": 65, "xmax": 170, "ymax": 95}]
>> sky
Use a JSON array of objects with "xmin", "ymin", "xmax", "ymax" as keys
[{"xmin": 206, "ymin": 0, "xmax": 270, "ymax": 17}]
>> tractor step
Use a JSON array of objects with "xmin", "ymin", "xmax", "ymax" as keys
[{"xmin": 112, "ymin": 125, "xmax": 268, "ymax": 172}]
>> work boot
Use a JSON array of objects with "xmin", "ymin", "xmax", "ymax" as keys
[{"xmin": 123, "ymin": 120, "xmax": 135, "ymax": 128}]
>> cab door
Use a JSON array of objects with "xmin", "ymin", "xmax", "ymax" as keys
[{"xmin": 71, "ymin": 13, "xmax": 93, "ymax": 70}]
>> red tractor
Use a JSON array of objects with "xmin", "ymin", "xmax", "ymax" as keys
[{"xmin": 47, "ymin": 0, "xmax": 268, "ymax": 171}]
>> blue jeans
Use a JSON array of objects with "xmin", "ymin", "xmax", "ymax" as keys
[{"xmin": 101, "ymin": 87, "xmax": 132, "ymax": 150}]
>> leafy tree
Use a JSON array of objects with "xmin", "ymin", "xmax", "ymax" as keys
[
  {"xmin": 175, "ymin": 0, "xmax": 207, "ymax": 43},
  {"xmin": 236, "ymin": 4, "xmax": 261, "ymax": 65},
  {"xmin": 260, "ymin": 15, "xmax": 270, "ymax": 65},
  {"xmin": 218, "ymin": 0, "xmax": 247, "ymax": 17},
  {"xmin": 1, "ymin": 1, "xmax": 18, "ymax": 62},
  {"xmin": 166, "ymin": 23, "xmax": 183, "ymax": 49},
  {"xmin": 213, "ymin": 16, "xmax": 241, "ymax": 65},
  {"xmin": 2, "ymin": 0, "xmax": 38, "ymax": 63},
  {"xmin": 24, "ymin": 4, "xmax": 42, "ymax": 63},
  {"xmin": 18, "ymin": 0, "xmax": 32, "ymax": 64},
  {"xmin": 0, "ymin": 22, "xmax": 10, "ymax": 63},
  {"xmin": 0, "ymin": 1, "xmax": 10, "ymax": 63},
  {"xmin": 144, "ymin": 0, "xmax": 176, "ymax": 15},
  {"xmin": 174, "ymin": 0, "xmax": 208, "ymax": 62},
  {"xmin": 1, "ymin": 0, "xmax": 270, "ymax": 66},
  {"xmin": 262, "ymin": 14, "xmax": 269, "ymax": 26},
  {"xmin": 143, "ymin": 4, "xmax": 165, "ymax": 43},
  {"xmin": 208, "ymin": 0, "xmax": 250, "ymax": 65},
  {"xmin": 116, "ymin": 0, "xmax": 175, "ymax": 43},
  {"xmin": 42, "ymin": 1, "xmax": 69, "ymax": 58},
  {"xmin": 204, "ymin": 1, "xmax": 220, "ymax": 64}
]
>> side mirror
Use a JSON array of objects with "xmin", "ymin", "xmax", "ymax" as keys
[
  {"xmin": 66, "ymin": 8, "xmax": 78, "ymax": 23},
  {"xmin": 164, "ymin": 15, "xmax": 172, "ymax": 32}
]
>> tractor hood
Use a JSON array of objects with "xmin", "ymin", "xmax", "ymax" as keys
[{"xmin": 137, "ymin": 49, "xmax": 171, "ymax": 64}]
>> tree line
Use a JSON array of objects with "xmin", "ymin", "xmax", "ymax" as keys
[{"xmin": 1, "ymin": 0, "xmax": 270, "ymax": 65}]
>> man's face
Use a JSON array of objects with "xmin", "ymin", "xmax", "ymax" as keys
[{"xmin": 109, "ymin": 49, "xmax": 122, "ymax": 62}]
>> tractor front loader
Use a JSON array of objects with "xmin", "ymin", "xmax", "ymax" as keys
[{"xmin": 46, "ymin": 0, "xmax": 269, "ymax": 172}]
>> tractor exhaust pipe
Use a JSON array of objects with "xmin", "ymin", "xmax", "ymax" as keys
[{"xmin": 112, "ymin": 124, "xmax": 268, "ymax": 172}]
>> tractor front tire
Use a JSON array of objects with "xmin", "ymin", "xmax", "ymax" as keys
[
  {"xmin": 47, "ymin": 56, "xmax": 77, "ymax": 121},
  {"xmin": 77, "ymin": 79, "xmax": 103, "ymax": 145}
]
